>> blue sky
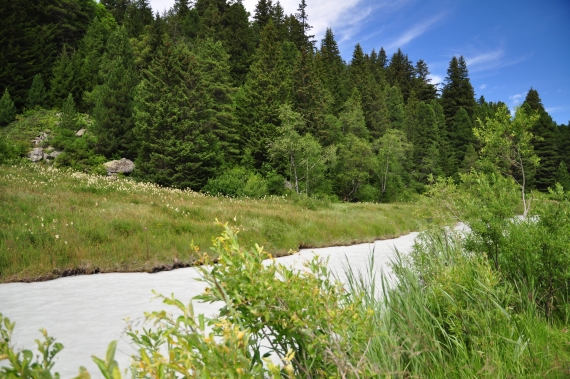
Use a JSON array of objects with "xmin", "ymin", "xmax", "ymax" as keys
[{"xmin": 149, "ymin": 0, "xmax": 570, "ymax": 125}]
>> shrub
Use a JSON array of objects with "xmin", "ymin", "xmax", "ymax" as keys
[{"xmin": 202, "ymin": 167, "xmax": 269, "ymax": 198}]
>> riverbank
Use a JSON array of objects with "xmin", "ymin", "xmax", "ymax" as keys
[{"xmin": 0, "ymin": 163, "xmax": 424, "ymax": 283}]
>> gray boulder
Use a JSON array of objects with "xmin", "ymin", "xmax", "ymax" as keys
[
  {"xmin": 45, "ymin": 150, "xmax": 62, "ymax": 161},
  {"xmin": 28, "ymin": 147, "xmax": 44, "ymax": 162},
  {"xmin": 104, "ymin": 158, "xmax": 135, "ymax": 174}
]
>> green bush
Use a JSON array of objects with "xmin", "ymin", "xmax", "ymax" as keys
[{"xmin": 202, "ymin": 167, "xmax": 269, "ymax": 198}]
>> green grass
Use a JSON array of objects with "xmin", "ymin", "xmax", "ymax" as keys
[{"xmin": 0, "ymin": 163, "xmax": 424, "ymax": 282}]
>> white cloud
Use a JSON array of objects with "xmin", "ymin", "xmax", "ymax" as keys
[
  {"xmin": 428, "ymin": 73, "xmax": 444, "ymax": 90},
  {"xmin": 509, "ymin": 93, "xmax": 524, "ymax": 105},
  {"xmin": 385, "ymin": 13, "xmax": 446, "ymax": 50},
  {"xmin": 479, "ymin": 84, "xmax": 487, "ymax": 90},
  {"xmin": 546, "ymin": 107, "xmax": 564, "ymax": 113}
]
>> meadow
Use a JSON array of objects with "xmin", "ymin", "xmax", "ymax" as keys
[{"xmin": 0, "ymin": 163, "xmax": 422, "ymax": 283}]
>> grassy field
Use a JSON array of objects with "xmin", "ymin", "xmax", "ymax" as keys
[{"xmin": 0, "ymin": 163, "xmax": 423, "ymax": 283}]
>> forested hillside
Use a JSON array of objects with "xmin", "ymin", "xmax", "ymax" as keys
[{"xmin": 1, "ymin": 0, "xmax": 569, "ymax": 201}]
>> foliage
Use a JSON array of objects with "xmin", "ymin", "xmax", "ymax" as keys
[
  {"xmin": 0, "ymin": 89, "xmax": 17, "ymax": 126},
  {"xmin": 25, "ymin": 74, "xmax": 47, "ymax": 109},
  {"xmin": 202, "ymin": 166, "xmax": 268, "ymax": 198},
  {"xmin": 59, "ymin": 94, "xmax": 78, "ymax": 131},
  {"xmin": 474, "ymin": 105, "xmax": 540, "ymax": 217}
]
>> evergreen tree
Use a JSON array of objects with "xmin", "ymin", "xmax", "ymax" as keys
[
  {"xmin": 235, "ymin": 21, "xmax": 288, "ymax": 167},
  {"xmin": 339, "ymin": 89, "xmax": 368, "ymax": 139},
  {"xmin": 291, "ymin": 50, "xmax": 332, "ymax": 138},
  {"xmin": 316, "ymin": 28, "xmax": 347, "ymax": 116},
  {"xmin": 91, "ymin": 26, "xmax": 138, "ymax": 158},
  {"xmin": 253, "ymin": 0, "xmax": 273, "ymax": 32},
  {"xmin": 386, "ymin": 49, "xmax": 415, "ymax": 102},
  {"xmin": 26, "ymin": 74, "xmax": 47, "ymax": 109},
  {"xmin": 294, "ymin": 0, "xmax": 315, "ymax": 51},
  {"xmin": 49, "ymin": 47, "xmax": 81, "ymax": 108},
  {"xmin": 440, "ymin": 56, "xmax": 476, "ymax": 126},
  {"xmin": 404, "ymin": 91, "xmax": 419, "ymax": 143},
  {"xmin": 555, "ymin": 161, "xmax": 570, "ymax": 190},
  {"xmin": 124, "ymin": 0, "xmax": 154, "ymax": 38},
  {"xmin": 77, "ymin": 17, "xmax": 114, "ymax": 108},
  {"xmin": 101, "ymin": 0, "xmax": 130, "ymax": 24},
  {"xmin": 0, "ymin": 89, "xmax": 17, "ymax": 126},
  {"xmin": 414, "ymin": 59, "xmax": 437, "ymax": 102},
  {"xmin": 523, "ymin": 88, "xmax": 560, "ymax": 190},
  {"xmin": 134, "ymin": 42, "xmax": 228, "ymax": 189},
  {"xmin": 386, "ymin": 85, "xmax": 405, "ymax": 130},
  {"xmin": 60, "ymin": 93, "xmax": 77, "ymax": 131},
  {"xmin": 460, "ymin": 143, "xmax": 478, "ymax": 174},
  {"xmin": 220, "ymin": 1, "xmax": 256, "ymax": 85},
  {"xmin": 413, "ymin": 102, "xmax": 441, "ymax": 182},
  {"xmin": 449, "ymin": 107, "xmax": 474, "ymax": 173}
]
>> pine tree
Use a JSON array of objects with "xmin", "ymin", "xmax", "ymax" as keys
[
  {"xmin": 460, "ymin": 143, "xmax": 478, "ymax": 174},
  {"xmin": 134, "ymin": 42, "xmax": 227, "ymax": 189},
  {"xmin": 404, "ymin": 91, "xmax": 419, "ymax": 143},
  {"xmin": 440, "ymin": 56, "xmax": 476, "ymax": 126},
  {"xmin": 91, "ymin": 26, "xmax": 138, "ymax": 158},
  {"xmin": 523, "ymin": 88, "xmax": 560, "ymax": 190},
  {"xmin": 26, "ymin": 74, "xmax": 47, "ymax": 109},
  {"xmin": 60, "ymin": 93, "xmax": 77, "ymax": 131},
  {"xmin": 124, "ymin": 0, "xmax": 154, "ymax": 38},
  {"xmin": 0, "ymin": 89, "xmax": 17, "ymax": 126}
]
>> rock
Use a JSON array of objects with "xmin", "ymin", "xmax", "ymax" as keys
[
  {"xmin": 76, "ymin": 128, "xmax": 86, "ymax": 137},
  {"xmin": 31, "ymin": 131, "xmax": 49, "ymax": 146},
  {"xmin": 28, "ymin": 147, "xmax": 44, "ymax": 162},
  {"xmin": 45, "ymin": 150, "xmax": 62, "ymax": 161},
  {"xmin": 104, "ymin": 158, "xmax": 135, "ymax": 174}
]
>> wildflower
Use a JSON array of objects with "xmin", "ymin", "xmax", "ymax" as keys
[{"xmin": 55, "ymin": 235, "xmax": 59, "ymax": 239}]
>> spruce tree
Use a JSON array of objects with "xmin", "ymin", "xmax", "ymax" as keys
[
  {"xmin": 294, "ymin": 0, "xmax": 315, "ymax": 51},
  {"xmin": 60, "ymin": 93, "xmax": 77, "ymax": 131},
  {"xmin": 91, "ymin": 26, "xmax": 138, "ymax": 158},
  {"xmin": 413, "ymin": 102, "xmax": 441, "ymax": 182},
  {"xmin": 414, "ymin": 59, "xmax": 437, "ymax": 102},
  {"xmin": 386, "ymin": 85, "xmax": 405, "ymax": 130},
  {"xmin": 440, "ymin": 56, "xmax": 476, "ymax": 126},
  {"xmin": 134, "ymin": 42, "xmax": 226, "ymax": 189},
  {"xmin": 50, "ymin": 47, "xmax": 81, "ymax": 108},
  {"xmin": 449, "ymin": 107, "xmax": 474, "ymax": 173},
  {"xmin": 0, "ymin": 89, "xmax": 17, "ymax": 126},
  {"xmin": 26, "ymin": 74, "xmax": 47, "ymax": 109},
  {"xmin": 555, "ymin": 161, "xmax": 570, "ymax": 190},
  {"xmin": 523, "ymin": 88, "xmax": 560, "ymax": 190},
  {"xmin": 220, "ymin": 1, "xmax": 256, "ymax": 85},
  {"xmin": 316, "ymin": 28, "xmax": 347, "ymax": 116},
  {"xmin": 386, "ymin": 49, "xmax": 415, "ymax": 102},
  {"xmin": 339, "ymin": 89, "xmax": 368, "ymax": 139},
  {"xmin": 235, "ymin": 20, "xmax": 288, "ymax": 167}
]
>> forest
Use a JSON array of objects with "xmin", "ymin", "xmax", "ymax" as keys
[{"xmin": 1, "ymin": 0, "xmax": 568, "ymax": 201}]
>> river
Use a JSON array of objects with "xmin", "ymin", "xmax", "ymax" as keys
[{"xmin": 0, "ymin": 231, "xmax": 419, "ymax": 378}]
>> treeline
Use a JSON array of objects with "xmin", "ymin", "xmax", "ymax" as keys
[{"xmin": 1, "ymin": 0, "xmax": 569, "ymax": 201}]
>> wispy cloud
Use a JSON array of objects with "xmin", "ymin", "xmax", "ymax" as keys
[
  {"xmin": 546, "ymin": 106, "xmax": 564, "ymax": 113},
  {"xmin": 385, "ymin": 13, "xmax": 446, "ymax": 50},
  {"xmin": 479, "ymin": 84, "xmax": 487, "ymax": 90},
  {"xmin": 466, "ymin": 49, "xmax": 504, "ymax": 67},
  {"xmin": 509, "ymin": 93, "xmax": 524, "ymax": 105},
  {"xmin": 464, "ymin": 47, "xmax": 531, "ymax": 73}
]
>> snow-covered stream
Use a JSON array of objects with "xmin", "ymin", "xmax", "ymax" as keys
[{"xmin": 0, "ymin": 231, "xmax": 419, "ymax": 378}]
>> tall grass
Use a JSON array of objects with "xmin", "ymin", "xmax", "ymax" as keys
[
  {"xmin": 0, "ymin": 163, "xmax": 422, "ymax": 282},
  {"xmin": 342, "ymin": 229, "xmax": 570, "ymax": 378}
]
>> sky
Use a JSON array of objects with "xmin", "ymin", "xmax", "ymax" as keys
[{"xmin": 148, "ymin": 0, "xmax": 570, "ymax": 125}]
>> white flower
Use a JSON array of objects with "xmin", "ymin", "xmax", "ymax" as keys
[{"xmin": 55, "ymin": 235, "xmax": 59, "ymax": 239}]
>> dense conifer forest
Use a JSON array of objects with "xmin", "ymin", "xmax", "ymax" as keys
[{"xmin": 1, "ymin": 0, "xmax": 569, "ymax": 201}]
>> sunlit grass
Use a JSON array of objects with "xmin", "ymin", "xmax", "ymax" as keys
[{"xmin": 0, "ymin": 163, "xmax": 424, "ymax": 282}]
